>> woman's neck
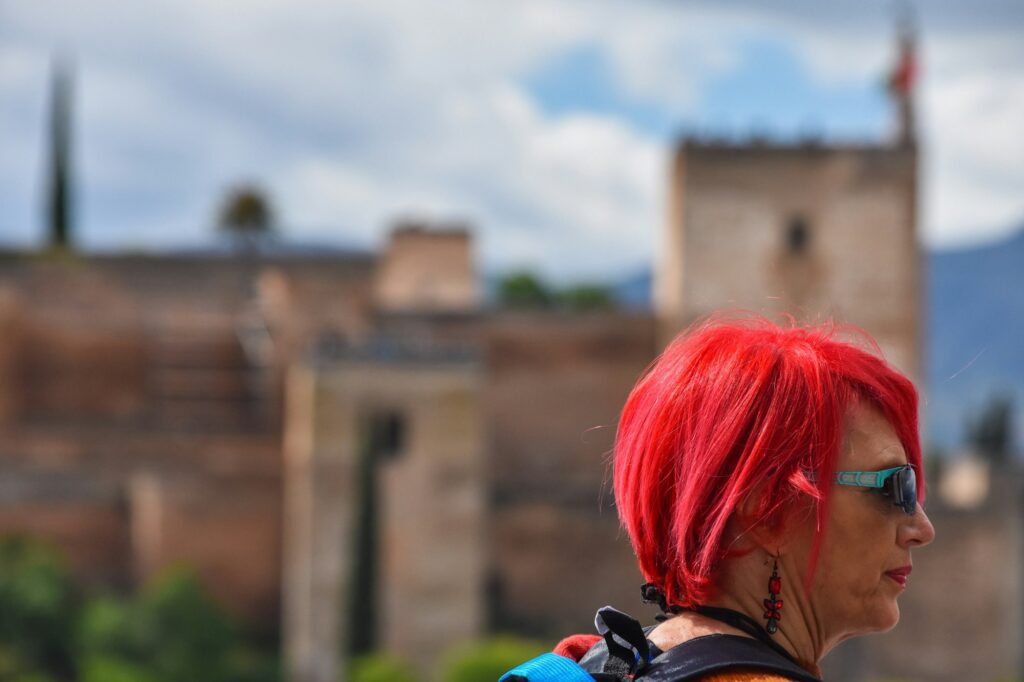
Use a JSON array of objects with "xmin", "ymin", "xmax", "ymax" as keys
[
  {"xmin": 709, "ymin": 590, "xmax": 824, "ymax": 678},
  {"xmin": 648, "ymin": 609, "xmax": 751, "ymax": 650},
  {"xmin": 648, "ymin": 551, "xmax": 830, "ymax": 678}
]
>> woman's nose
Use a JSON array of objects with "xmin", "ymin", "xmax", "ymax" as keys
[{"xmin": 899, "ymin": 503, "xmax": 936, "ymax": 548}]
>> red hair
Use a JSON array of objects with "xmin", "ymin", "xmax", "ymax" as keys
[{"xmin": 613, "ymin": 315, "xmax": 923, "ymax": 608}]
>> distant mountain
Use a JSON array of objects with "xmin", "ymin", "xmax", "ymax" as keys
[
  {"xmin": 612, "ymin": 269, "xmax": 653, "ymax": 310},
  {"xmin": 611, "ymin": 227, "xmax": 1024, "ymax": 451},
  {"xmin": 926, "ymin": 227, "xmax": 1024, "ymax": 451}
]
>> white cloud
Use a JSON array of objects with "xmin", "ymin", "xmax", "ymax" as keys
[
  {"xmin": 0, "ymin": 45, "xmax": 49, "ymax": 244},
  {"xmin": 922, "ymin": 70, "xmax": 1024, "ymax": 247},
  {"xmin": 696, "ymin": 4, "xmax": 1024, "ymax": 248},
  {"xmin": 277, "ymin": 80, "xmax": 663, "ymax": 281},
  {"xmin": 1, "ymin": 0, "xmax": 1022, "ymax": 277},
  {"xmin": 2, "ymin": 0, "xmax": 676, "ymax": 278}
]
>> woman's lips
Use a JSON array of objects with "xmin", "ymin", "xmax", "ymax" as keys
[{"xmin": 885, "ymin": 565, "xmax": 913, "ymax": 587}]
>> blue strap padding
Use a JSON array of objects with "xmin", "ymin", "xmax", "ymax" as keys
[{"xmin": 499, "ymin": 653, "xmax": 597, "ymax": 682}]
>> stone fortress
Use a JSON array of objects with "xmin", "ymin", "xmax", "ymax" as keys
[{"xmin": 0, "ymin": 28, "xmax": 1021, "ymax": 682}]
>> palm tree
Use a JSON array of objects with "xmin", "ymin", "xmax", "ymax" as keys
[{"xmin": 216, "ymin": 184, "xmax": 275, "ymax": 251}]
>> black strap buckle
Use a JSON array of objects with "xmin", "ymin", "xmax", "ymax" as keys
[{"xmin": 595, "ymin": 606, "xmax": 652, "ymax": 676}]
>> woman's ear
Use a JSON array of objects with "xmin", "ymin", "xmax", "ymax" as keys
[
  {"xmin": 728, "ymin": 485, "xmax": 783, "ymax": 556},
  {"xmin": 731, "ymin": 480, "xmax": 816, "ymax": 557}
]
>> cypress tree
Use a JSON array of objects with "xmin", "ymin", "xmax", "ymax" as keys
[{"xmin": 46, "ymin": 57, "xmax": 73, "ymax": 250}]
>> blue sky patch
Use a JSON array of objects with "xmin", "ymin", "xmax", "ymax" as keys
[
  {"xmin": 700, "ymin": 39, "xmax": 890, "ymax": 140},
  {"xmin": 524, "ymin": 44, "xmax": 676, "ymax": 138},
  {"xmin": 525, "ymin": 38, "xmax": 890, "ymax": 143}
]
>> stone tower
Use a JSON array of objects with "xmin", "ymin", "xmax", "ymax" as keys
[
  {"xmin": 655, "ymin": 33, "xmax": 920, "ymax": 380},
  {"xmin": 374, "ymin": 224, "xmax": 479, "ymax": 313}
]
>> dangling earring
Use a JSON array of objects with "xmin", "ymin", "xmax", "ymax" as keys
[{"xmin": 763, "ymin": 557, "xmax": 783, "ymax": 634}]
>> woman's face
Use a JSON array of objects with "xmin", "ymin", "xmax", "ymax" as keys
[{"xmin": 788, "ymin": 402, "xmax": 936, "ymax": 639}]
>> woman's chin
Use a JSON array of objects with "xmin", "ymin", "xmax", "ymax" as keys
[
  {"xmin": 849, "ymin": 600, "xmax": 901, "ymax": 636},
  {"xmin": 872, "ymin": 602, "xmax": 901, "ymax": 633}
]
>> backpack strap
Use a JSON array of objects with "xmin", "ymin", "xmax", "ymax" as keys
[
  {"xmin": 639, "ymin": 634, "xmax": 822, "ymax": 682},
  {"xmin": 499, "ymin": 653, "xmax": 598, "ymax": 682},
  {"xmin": 579, "ymin": 631, "xmax": 822, "ymax": 682},
  {"xmin": 501, "ymin": 609, "xmax": 822, "ymax": 682}
]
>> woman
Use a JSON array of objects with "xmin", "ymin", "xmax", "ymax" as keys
[{"xmin": 503, "ymin": 316, "xmax": 935, "ymax": 682}]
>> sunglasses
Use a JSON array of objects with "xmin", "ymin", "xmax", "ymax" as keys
[{"xmin": 834, "ymin": 464, "xmax": 918, "ymax": 515}]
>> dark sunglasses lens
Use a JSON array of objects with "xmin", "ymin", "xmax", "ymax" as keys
[{"xmin": 896, "ymin": 467, "xmax": 917, "ymax": 514}]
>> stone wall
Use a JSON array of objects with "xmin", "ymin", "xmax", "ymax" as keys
[
  {"xmin": 0, "ymin": 253, "xmax": 372, "ymax": 624},
  {"xmin": 5, "ymin": 240, "xmax": 1015, "ymax": 682}
]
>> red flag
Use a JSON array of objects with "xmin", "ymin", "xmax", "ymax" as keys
[{"xmin": 889, "ymin": 42, "xmax": 916, "ymax": 95}]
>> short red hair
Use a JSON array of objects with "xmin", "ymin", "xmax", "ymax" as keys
[{"xmin": 613, "ymin": 315, "xmax": 923, "ymax": 608}]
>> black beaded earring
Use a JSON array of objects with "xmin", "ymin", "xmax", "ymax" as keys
[{"xmin": 763, "ymin": 558, "xmax": 783, "ymax": 635}]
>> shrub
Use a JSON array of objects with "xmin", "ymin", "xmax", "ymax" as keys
[
  {"xmin": 0, "ymin": 537, "xmax": 280, "ymax": 682},
  {"xmin": 79, "ymin": 655, "xmax": 157, "ymax": 682},
  {"xmin": 350, "ymin": 652, "xmax": 418, "ymax": 682},
  {"xmin": 77, "ymin": 596, "xmax": 137, "ymax": 661},
  {"xmin": 0, "ymin": 537, "xmax": 77, "ymax": 678},
  {"xmin": 439, "ymin": 636, "xmax": 548, "ymax": 682},
  {"xmin": 76, "ymin": 565, "xmax": 278, "ymax": 682}
]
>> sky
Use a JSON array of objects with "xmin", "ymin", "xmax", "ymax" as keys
[{"xmin": 1, "ymin": 0, "xmax": 1023, "ymax": 283}]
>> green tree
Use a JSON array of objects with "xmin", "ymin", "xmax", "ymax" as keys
[
  {"xmin": 967, "ymin": 393, "xmax": 1014, "ymax": 464},
  {"xmin": 46, "ymin": 57, "xmax": 74, "ymax": 251},
  {"xmin": 439, "ymin": 636, "xmax": 547, "ymax": 682},
  {"xmin": 557, "ymin": 284, "xmax": 614, "ymax": 311},
  {"xmin": 498, "ymin": 272, "xmax": 618, "ymax": 311},
  {"xmin": 498, "ymin": 272, "xmax": 553, "ymax": 309}
]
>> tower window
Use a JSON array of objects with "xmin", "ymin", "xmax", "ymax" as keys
[
  {"xmin": 786, "ymin": 216, "xmax": 810, "ymax": 255},
  {"xmin": 369, "ymin": 411, "xmax": 405, "ymax": 460}
]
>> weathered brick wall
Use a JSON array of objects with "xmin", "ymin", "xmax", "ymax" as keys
[
  {"xmin": 0, "ymin": 480, "xmax": 129, "ymax": 589},
  {"xmin": 130, "ymin": 473, "xmax": 282, "ymax": 622},
  {"xmin": 18, "ymin": 321, "xmax": 147, "ymax": 421},
  {"xmin": 0, "ymin": 287, "xmax": 24, "ymax": 426},
  {"xmin": 0, "ymin": 253, "xmax": 373, "ymax": 628},
  {"xmin": 484, "ymin": 311, "xmax": 657, "ymax": 494},
  {"xmin": 483, "ymin": 312, "xmax": 660, "ymax": 636}
]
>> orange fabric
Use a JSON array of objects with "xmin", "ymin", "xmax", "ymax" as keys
[
  {"xmin": 552, "ymin": 634, "xmax": 601, "ymax": 661},
  {"xmin": 699, "ymin": 671, "xmax": 798, "ymax": 681}
]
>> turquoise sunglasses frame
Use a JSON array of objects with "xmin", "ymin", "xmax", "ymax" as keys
[{"xmin": 834, "ymin": 464, "xmax": 917, "ymax": 515}]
